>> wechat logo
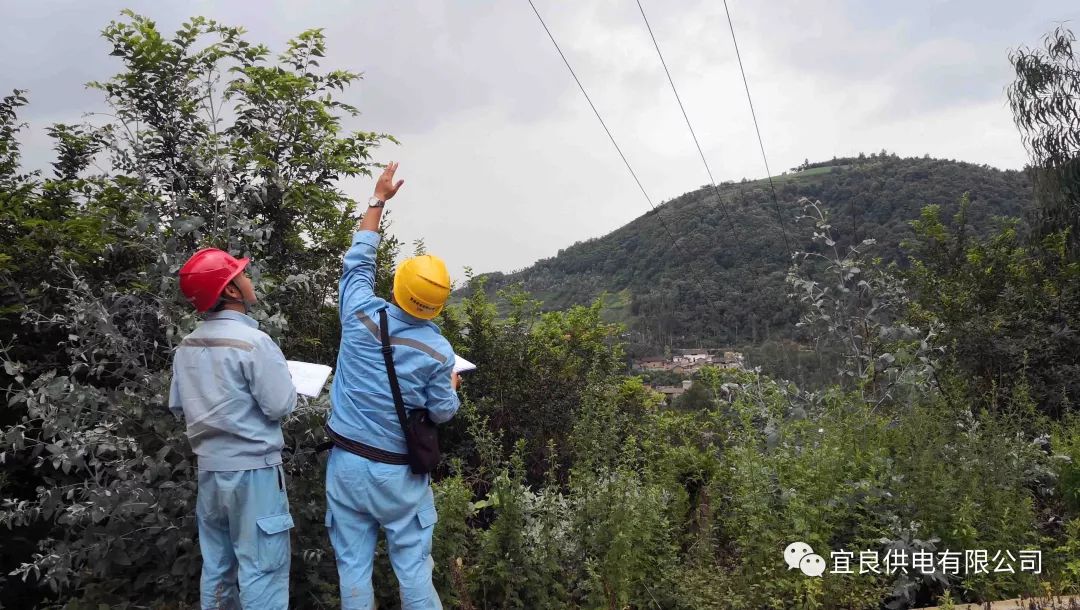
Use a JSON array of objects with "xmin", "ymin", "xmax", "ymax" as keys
[{"xmin": 785, "ymin": 541, "xmax": 826, "ymax": 577}]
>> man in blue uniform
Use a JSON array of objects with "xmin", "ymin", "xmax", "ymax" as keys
[
  {"xmin": 326, "ymin": 161, "xmax": 461, "ymax": 610},
  {"xmin": 170, "ymin": 248, "xmax": 297, "ymax": 609}
]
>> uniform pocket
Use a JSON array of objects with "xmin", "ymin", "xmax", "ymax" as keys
[
  {"xmin": 416, "ymin": 504, "xmax": 438, "ymax": 558},
  {"xmin": 368, "ymin": 460, "xmax": 402, "ymax": 489},
  {"xmin": 324, "ymin": 508, "xmax": 333, "ymax": 529},
  {"xmin": 255, "ymin": 513, "xmax": 294, "ymax": 573}
]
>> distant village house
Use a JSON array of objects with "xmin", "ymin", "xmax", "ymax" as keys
[
  {"xmin": 634, "ymin": 349, "xmax": 746, "ymax": 405},
  {"xmin": 653, "ymin": 380, "xmax": 694, "ymax": 404},
  {"xmin": 633, "ymin": 349, "xmax": 745, "ymax": 375}
]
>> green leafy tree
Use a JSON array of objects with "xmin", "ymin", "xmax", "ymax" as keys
[
  {"xmin": 788, "ymin": 198, "xmax": 940, "ymax": 407},
  {"xmin": 1008, "ymin": 25, "xmax": 1080, "ymax": 253},
  {"xmin": 0, "ymin": 13, "xmax": 392, "ymax": 606},
  {"xmin": 904, "ymin": 198, "xmax": 1080, "ymax": 418}
]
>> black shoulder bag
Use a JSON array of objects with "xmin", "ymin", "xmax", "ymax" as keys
[{"xmin": 379, "ymin": 307, "xmax": 441, "ymax": 474}]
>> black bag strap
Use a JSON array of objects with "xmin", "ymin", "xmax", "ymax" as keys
[{"xmin": 379, "ymin": 307, "xmax": 411, "ymax": 441}]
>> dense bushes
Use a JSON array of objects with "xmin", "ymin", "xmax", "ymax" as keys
[{"xmin": 415, "ymin": 323, "xmax": 1078, "ymax": 608}]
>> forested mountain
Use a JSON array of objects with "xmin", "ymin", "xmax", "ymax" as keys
[{"xmin": 470, "ymin": 153, "xmax": 1033, "ymax": 351}]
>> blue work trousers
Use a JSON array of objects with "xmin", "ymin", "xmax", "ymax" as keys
[
  {"xmin": 196, "ymin": 465, "xmax": 293, "ymax": 609},
  {"xmin": 325, "ymin": 448, "xmax": 441, "ymax": 610}
]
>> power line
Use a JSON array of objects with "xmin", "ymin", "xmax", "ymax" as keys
[
  {"xmin": 721, "ymin": 0, "xmax": 793, "ymax": 258},
  {"xmin": 526, "ymin": 0, "xmax": 690, "ymax": 262},
  {"xmin": 634, "ymin": 0, "xmax": 738, "ymax": 243},
  {"xmin": 526, "ymin": 0, "xmax": 735, "ymax": 346},
  {"xmin": 526, "ymin": 0, "xmax": 655, "ymax": 210},
  {"xmin": 635, "ymin": 0, "xmax": 792, "ymax": 347}
]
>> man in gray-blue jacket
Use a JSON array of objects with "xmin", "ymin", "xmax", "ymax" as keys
[{"xmin": 170, "ymin": 248, "xmax": 297, "ymax": 609}]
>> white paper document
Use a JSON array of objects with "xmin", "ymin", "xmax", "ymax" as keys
[
  {"xmin": 453, "ymin": 353, "xmax": 477, "ymax": 374},
  {"xmin": 287, "ymin": 360, "xmax": 333, "ymax": 398}
]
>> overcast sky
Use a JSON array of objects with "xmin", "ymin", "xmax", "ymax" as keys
[{"xmin": 3, "ymin": 0, "xmax": 1078, "ymax": 280}]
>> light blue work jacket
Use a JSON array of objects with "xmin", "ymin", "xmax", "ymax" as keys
[
  {"xmin": 169, "ymin": 310, "xmax": 297, "ymax": 471},
  {"xmin": 329, "ymin": 230, "xmax": 460, "ymax": 455}
]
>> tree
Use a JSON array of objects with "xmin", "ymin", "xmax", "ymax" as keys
[
  {"xmin": 904, "ymin": 198, "xmax": 1080, "ymax": 418},
  {"xmin": 894, "ymin": 24, "xmax": 1080, "ymax": 417},
  {"xmin": 1008, "ymin": 25, "xmax": 1080, "ymax": 255},
  {"xmin": 0, "ymin": 13, "xmax": 393, "ymax": 606}
]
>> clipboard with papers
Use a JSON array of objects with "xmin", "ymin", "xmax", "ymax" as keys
[
  {"xmin": 453, "ymin": 353, "xmax": 477, "ymax": 374},
  {"xmin": 286, "ymin": 360, "xmax": 333, "ymax": 398}
]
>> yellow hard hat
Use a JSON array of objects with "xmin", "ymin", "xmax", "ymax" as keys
[{"xmin": 393, "ymin": 254, "xmax": 451, "ymax": 320}]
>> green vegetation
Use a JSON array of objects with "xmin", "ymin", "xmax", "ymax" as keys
[
  {"xmin": 1, "ymin": 11, "xmax": 1080, "ymax": 610},
  {"xmin": 471, "ymin": 153, "xmax": 1032, "ymax": 358}
]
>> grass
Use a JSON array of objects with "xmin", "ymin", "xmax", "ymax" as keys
[{"xmin": 744, "ymin": 165, "xmax": 838, "ymax": 187}]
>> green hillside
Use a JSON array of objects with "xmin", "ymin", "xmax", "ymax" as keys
[{"xmin": 469, "ymin": 153, "xmax": 1033, "ymax": 352}]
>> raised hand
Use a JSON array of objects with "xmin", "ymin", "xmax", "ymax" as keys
[{"xmin": 375, "ymin": 161, "xmax": 405, "ymax": 201}]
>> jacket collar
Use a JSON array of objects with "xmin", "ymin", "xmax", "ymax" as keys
[
  {"xmin": 387, "ymin": 302, "xmax": 428, "ymax": 327},
  {"xmin": 205, "ymin": 309, "xmax": 259, "ymax": 329}
]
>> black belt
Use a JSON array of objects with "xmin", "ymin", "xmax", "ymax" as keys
[{"xmin": 318, "ymin": 424, "xmax": 410, "ymax": 465}]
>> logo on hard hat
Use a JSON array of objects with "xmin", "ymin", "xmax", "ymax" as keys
[{"xmin": 410, "ymin": 296, "xmax": 436, "ymax": 312}]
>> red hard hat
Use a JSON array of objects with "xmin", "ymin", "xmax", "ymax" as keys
[{"xmin": 179, "ymin": 248, "xmax": 250, "ymax": 312}]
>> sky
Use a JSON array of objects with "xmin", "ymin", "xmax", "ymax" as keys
[{"xmin": 2, "ymin": 0, "xmax": 1078, "ymax": 280}]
